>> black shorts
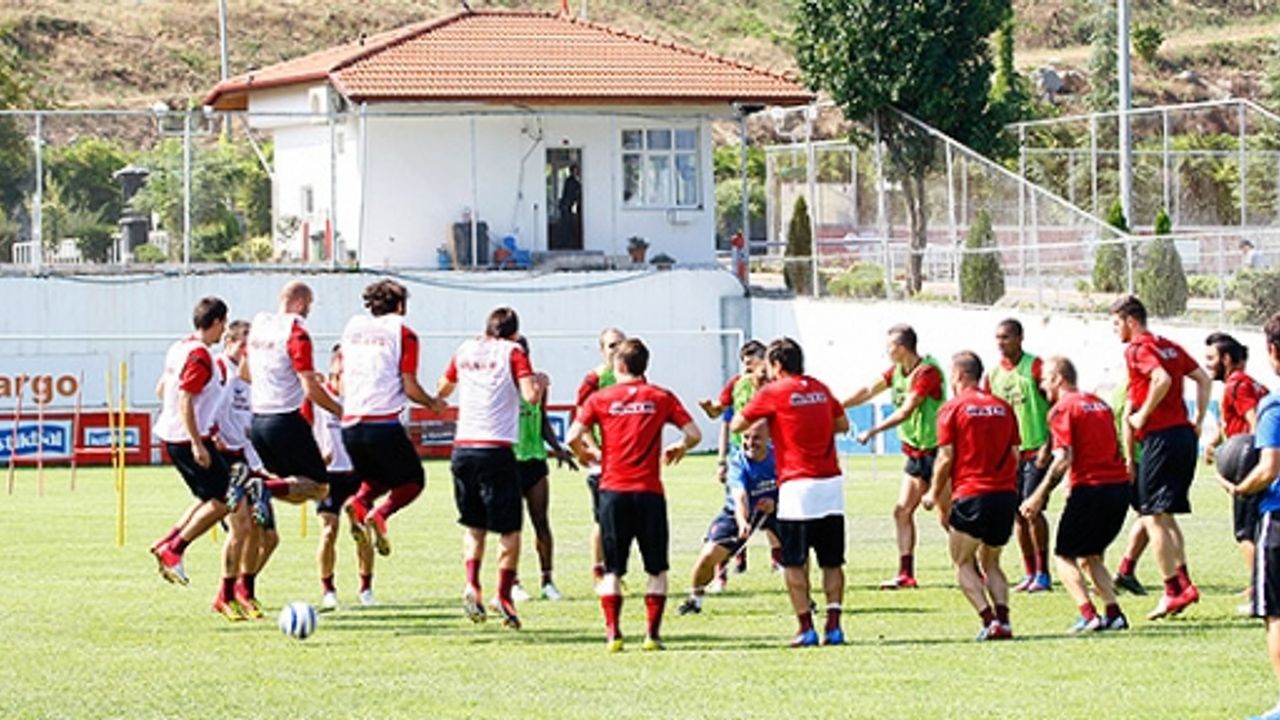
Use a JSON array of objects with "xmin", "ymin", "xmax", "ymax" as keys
[
  {"xmin": 516, "ymin": 458, "xmax": 549, "ymax": 494},
  {"xmin": 598, "ymin": 490, "xmax": 669, "ymax": 577},
  {"xmin": 1018, "ymin": 455, "xmax": 1049, "ymax": 508},
  {"xmin": 250, "ymin": 411, "xmax": 327, "ymax": 482},
  {"xmin": 452, "ymin": 446, "xmax": 522, "ymax": 534},
  {"xmin": 1237, "ymin": 493, "xmax": 1263, "ymax": 544},
  {"xmin": 316, "ymin": 472, "xmax": 361, "ymax": 516},
  {"xmin": 167, "ymin": 439, "xmax": 230, "ymax": 502},
  {"xmin": 705, "ymin": 508, "xmax": 779, "ymax": 554},
  {"xmin": 1253, "ymin": 511, "xmax": 1280, "ymax": 617},
  {"xmin": 587, "ymin": 472, "xmax": 602, "ymax": 523},
  {"xmin": 904, "ymin": 450, "xmax": 936, "ymax": 485},
  {"xmin": 342, "ymin": 422, "xmax": 425, "ymax": 489},
  {"xmin": 1135, "ymin": 425, "xmax": 1196, "ymax": 516},
  {"xmin": 950, "ymin": 492, "xmax": 1018, "ymax": 547},
  {"xmin": 1055, "ymin": 483, "xmax": 1129, "ymax": 558},
  {"xmin": 777, "ymin": 514, "xmax": 845, "ymax": 568}
]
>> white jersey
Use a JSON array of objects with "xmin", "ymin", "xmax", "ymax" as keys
[
  {"xmin": 155, "ymin": 335, "xmax": 224, "ymax": 443},
  {"xmin": 340, "ymin": 313, "xmax": 417, "ymax": 425},
  {"xmin": 212, "ymin": 354, "xmax": 262, "ymax": 471},
  {"xmin": 247, "ymin": 311, "xmax": 313, "ymax": 414},
  {"xmin": 312, "ymin": 387, "xmax": 353, "ymax": 473},
  {"xmin": 446, "ymin": 336, "xmax": 531, "ymax": 446}
]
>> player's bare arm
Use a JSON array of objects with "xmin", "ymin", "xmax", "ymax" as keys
[
  {"xmin": 565, "ymin": 420, "xmax": 600, "ymax": 467},
  {"xmin": 519, "ymin": 373, "xmax": 544, "ymax": 405},
  {"xmin": 1190, "ymin": 366, "xmax": 1212, "ymax": 436},
  {"xmin": 1130, "ymin": 367, "xmax": 1172, "ymax": 431},
  {"xmin": 1234, "ymin": 447, "xmax": 1280, "ymax": 497},
  {"xmin": 435, "ymin": 377, "xmax": 456, "ymax": 401},
  {"xmin": 178, "ymin": 390, "xmax": 210, "ymax": 468},
  {"xmin": 833, "ymin": 412, "xmax": 850, "ymax": 434},
  {"xmin": 857, "ymin": 389, "xmax": 923, "ymax": 444},
  {"xmin": 924, "ymin": 444, "xmax": 953, "ymax": 527},
  {"xmin": 841, "ymin": 376, "xmax": 888, "ymax": 409},
  {"xmin": 727, "ymin": 412, "xmax": 750, "ymax": 434},
  {"xmin": 301, "ymin": 370, "xmax": 341, "ymax": 416},
  {"xmin": 402, "ymin": 371, "xmax": 447, "ymax": 412},
  {"xmin": 541, "ymin": 398, "xmax": 578, "ymax": 471},
  {"xmin": 714, "ymin": 422, "xmax": 730, "ymax": 483},
  {"xmin": 1023, "ymin": 447, "xmax": 1069, "ymax": 517},
  {"xmin": 698, "ymin": 398, "xmax": 725, "ymax": 419},
  {"xmin": 732, "ymin": 486, "xmax": 751, "ymax": 538},
  {"xmin": 662, "ymin": 421, "xmax": 702, "ymax": 466}
]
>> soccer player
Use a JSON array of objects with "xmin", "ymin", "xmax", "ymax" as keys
[
  {"xmin": 734, "ymin": 337, "xmax": 849, "ymax": 648},
  {"xmin": 1227, "ymin": 313, "xmax": 1280, "ymax": 720},
  {"xmin": 1111, "ymin": 296, "xmax": 1211, "ymax": 620},
  {"xmin": 698, "ymin": 339, "xmax": 773, "ymax": 585},
  {"xmin": 1204, "ymin": 332, "xmax": 1268, "ymax": 602},
  {"xmin": 1020, "ymin": 356, "xmax": 1131, "ymax": 633},
  {"xmin": 843, "ymin": 324, "xmax": 946, "ymax": 589},
  {"xmin": 150, "ymin": 297, "xmax": 243, "ymax": 594},
  {"xmin": 437, "ymin": 307, "xmax": 544, "ymax": 629},
  {"xmin": 924, "ymin": 351, "xmax": 1020, "ymax": 641},
  {"xmin": 567, "ymin": 338, "xmax": 701, "ymax": 652},
  {"xmin": 311, "ymin": 344, "xmax": 376, "ymax": 611},
  {"xmin": 677, "ymin": 419, "xmax": 777, "ymax": 616},
  {"xmin": 576, "ymin": 327, "xmax": 626, "ymax": 584},
  {"xmin": 244, "ymin": 280, "xmax": 341, "ymax": 506},
  {"xmin": 512, "ymin": 336, "xmax": 577, "ymax": 603},
  {"xmin": 986, "ymin": 318, "xmax": 1053, "ymax": 593},
  {"xmin": 340, "ymin": 279, "xmax": 445, "ymax": 557}
]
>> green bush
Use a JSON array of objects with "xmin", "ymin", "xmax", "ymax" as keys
[
  {"xmin": 827, "ymin": 263, "xmax": 886, "ymax": 299},
  {"xmin": 1093, "ymin": 200, "xmax": 1129, "ymax": 293},
  {"xmin": 959, "ymin": 209, "xmax": 1004, "ymax": 305},
  {"xmin": 1186, "ymin": 274, "xmax": 1222, "ymax": 299},
  {"xmin": 132, "ymin": 244, "xmax": 166, "ymax": 263},
  {"xmin": 1233, "ymin": 268, "xmax": 1280, "ymax": 325},
  {"xmin": 1135, "ymin": 218, "xmax": 1188, "ymax": 318},
  {"xmin": 784, "ymin": 196, "xmax": 814, "ymax": 296},
  {"xmin": 1132, "ymin": 24, "xmax": 1164, "ymax": 65}
]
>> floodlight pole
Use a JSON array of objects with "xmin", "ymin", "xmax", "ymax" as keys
[
  {"xmin": 1117, "ymin": 0, "xmax": 1132, "ymax": 225},
  {"xmin": 218, "ymin": 0, "xmax": 230, "ymax": 139},
  {"xmin": 32, "ymin": 112, "xmax": 43, "ymax": 272}
]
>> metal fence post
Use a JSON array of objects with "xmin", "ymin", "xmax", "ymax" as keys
[
  {"xmin": 1090, "ymin": 115, "xmax": 1099, "ymax": 217},
  {"xmin": 329, "ymin": 109, "xmax": 338, "ymax": 268},
  {"xmin": 1031, "ymin": 188, "xmax": 1042, "ymax": 310},
  {"xmin": 182, "ymin": 112, "xmax": 192, "ymax": 271},
  {"xmin": 1162, "ymin": 108, "xmax": 1171, "ymax": 213},
  {"xmin": 1018, "ymin": 124, "xmax": 1027, "ymax": 286},
  {"xmin": 806, "ymin": 105, "xmax": 819, "ymax": 298},
  {"xmin": 1239, "ymin": 102, "xmax": 1249, "ymax": 228},
  {"xmin": 1218, "ymin": 234, "xmax": 1226, "ymax": 326},
  {"xmin": 32, "ymin": 112, "xmax": 43, "ymax": 272},
  {"xmin": 946, "ymin": 142, "xmax": 959, "ymax": 301},
  {"xmin": 874, "ymin": 113, "xmax": 891, "ymax": 298}
]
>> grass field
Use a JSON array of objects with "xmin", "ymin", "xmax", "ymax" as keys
[{"xmin": 0, "ymin": 454, "xmax": 1271, "ymax": 719}]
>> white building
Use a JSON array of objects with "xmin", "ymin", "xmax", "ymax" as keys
[{"xmin": 204, "ymin": 9, "xmax": 812, "ymax": 268}]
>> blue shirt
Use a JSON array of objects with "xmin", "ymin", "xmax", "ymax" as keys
[
  {"xmin": 1255, "ymin": 391, "xmax": 1280, "ymax": 513},
  {"xmin": 724, "ymin": 446, "xmax": 778, "ymax": 514}
]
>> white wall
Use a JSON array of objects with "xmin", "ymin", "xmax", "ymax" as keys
[{"xmin": 753, "ymin": 297, "xmax": 1268, "ymax": 413}]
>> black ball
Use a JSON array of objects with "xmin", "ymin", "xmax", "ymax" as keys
[{"xmin": 1216, "ymin": 433, "xmax": 1261, "ymax": 485}]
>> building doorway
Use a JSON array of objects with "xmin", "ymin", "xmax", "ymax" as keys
[{"xmin": 547, "ymin": 148, "xmax": 583, "ymax": 251}]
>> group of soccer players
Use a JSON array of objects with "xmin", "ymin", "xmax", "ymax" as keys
[{"xmin": 147, "ymin": 280, "xmax": 1280, "ymax": 706}]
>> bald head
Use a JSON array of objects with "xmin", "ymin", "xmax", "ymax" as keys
[{"xmin": 279, "ymin": 281, "xmax": 314, "ymax": 317}]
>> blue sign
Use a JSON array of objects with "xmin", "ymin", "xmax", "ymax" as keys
[
  {"xmin": 84, "ymin": 426, "xmax": 140, "ymax": 449},
  {"xmin": 0, "ymin": 421, "xmax": 72, "ymax": 460}
]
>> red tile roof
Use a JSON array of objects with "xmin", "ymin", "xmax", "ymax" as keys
[{"xmin": 204, "ymin": 10, "xmax": 813, "ymax": 110}]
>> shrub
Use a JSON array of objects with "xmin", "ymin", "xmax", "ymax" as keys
[
  {"xmin": 959, "ymin": 209, "xmax": 1004, "ymax": 305},
  {"xmin": 827, "ymin": 263, "xmax": 886, "ymax": 298},
  {"xmin": 1093, "ymin": 200, "xmax": 1129, "ymax": 293},
  {"xmin": 784, "ymin": 196, "xmax": 814, "ymax": 296},
  {"xmin": 132, "ymin": 244, "xmax": 166, "ymax": 263},
  {"xmin": 1136, "ymin": 208, "xmax": 1188, "ymax": 317},
  {"xmin": 1186, "ymin": 274, "xmax": 1221, "ymax": 299},
  {"xmin": 1132, "ymin": 24, "xmax": 1164, "ymax": 66},
  {"xmin": 1233, "ymin": 268, "xmax": 1280, "ymax": 325}
]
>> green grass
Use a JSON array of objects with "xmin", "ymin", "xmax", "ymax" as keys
[{"xmin": 0, "ymin": 455, "xmax": 1271, "ymax": 719}]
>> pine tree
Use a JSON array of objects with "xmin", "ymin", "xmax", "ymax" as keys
[
  {"xmin": 785, "ymin": 196, "xmax": 814, "ymax": 296},
  {"xmin": 1093, "ymin": 200, "xmax": 1128, "ymax": 293},
  {"xmin": 1136, "ymin": 208, "xmax": 1188, "ymax": 317},
  {"xmin": 959, "ymin": 209, "xmax": 1005, "ymax": 305}
]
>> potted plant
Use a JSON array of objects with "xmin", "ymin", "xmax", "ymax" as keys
[
  {"xmin": 627, "ymin": 236, "xmax": 649, "ymax": 264},
  {"xmin": 650, "ymin": 252, "xmax": 676, "ymax": 270}
]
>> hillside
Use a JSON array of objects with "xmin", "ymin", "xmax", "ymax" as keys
[{"xmin": 0, "ymin": 0, "xmax": 1276, "ymax": 113}]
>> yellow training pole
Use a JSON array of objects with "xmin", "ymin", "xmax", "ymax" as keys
[
  {"xmin": 300, "ymin": 503, "xmax": 308, "ymax": 539},
  {"xmin": 117, "ymin": 361, "xmax": 128, "ymax": 547}
]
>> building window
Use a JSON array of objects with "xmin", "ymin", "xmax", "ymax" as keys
[{"xmin": 621, "ymin": 127, "xmax": 700, "ymax": 208}]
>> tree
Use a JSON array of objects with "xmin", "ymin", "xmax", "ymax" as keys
[
  {"xmin": 1093, "ymin": 200, "xmax": 1129, "ymax": 293},
  {"xmin": 1087, "ymin": 1, "xmax": 1118, "ymax": 113},
  {"xmin": 1132, "ymin": 23, "xmax": 1163, "ymax": 66},
  {"xmin": 795, "ymin": 0, "xmax": 1013, "ymax": 295},
  {"xmin": 46, "ymin": 137, "xmax": 131, "ymax": 225},
  {"xmin": 959, "ymin": 209, "xmax": 1004, "ymax": 305},
  {"xmin": 784, "ymin": 195, "xmax": 814, "ymax": 296},
  {"xmin": 1136, "ymin": 208, "xmax": 1188, "ymax": 317},
  {"xmin": 0, "ymin": 35, "xmax": 31, "ymax": 232}
]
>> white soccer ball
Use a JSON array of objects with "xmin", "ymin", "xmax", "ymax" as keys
[{"xmin": 278, "ymin": 601, "xmax": 318, "ymax": 640}]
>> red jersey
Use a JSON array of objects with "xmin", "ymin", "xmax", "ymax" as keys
[
  {"xmin": 936, "ymin": 388, "xmax": 1020, "ymax": 499},
  {"xmin": 717, "ymin": 374, "xmax": 740, "ymax": 408},
  {"xmin": 1124, "ymin": 332, "xmax": 1198, "ymax": 439},
  {"xmin": 1048, "ymin": 391, "xmax": 1128, "ymax": 486},
  {"xmin": 739, "ymin": 374, "xmax": 843, "ymax": 482},
  {"xmin": 575, "ymin": 380, "xmax": 693, "ymax": 494},
  {"xmin": 1223, "ymin": 369, "xmax": 1267, "ymax": 438}
]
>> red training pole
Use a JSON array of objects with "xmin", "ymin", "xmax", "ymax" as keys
[
  {"xmin": 7, "ymin": 390, "xmax": 23, "ymax": 495},
  {"xmin": 69, "ymin": 371, "xmax": 83, "ymax": 492}
]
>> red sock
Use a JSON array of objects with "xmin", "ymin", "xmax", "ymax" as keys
[
  {"xmin": 466, "ymin": 559, "xmax": 482, "ymax": 592},
  {"xmin": 995, "ymin": 604, "xmax": 1010, "ymax": 626},
  {"xmin": 1118, "ymin": 556, "xmax": 1137, "ymax": 576},
  {"xmin": 601, "ymin": 593, "xmax": 623, "ymax": 638},
  {"xmin": 237, "ymin": 573, "xmax": 256, "ymax": 599},
  {"xmin": 797, "ymin": 610, "xmax": 814, "ymax": 633},
  {"xmin": 264, "ymin": 479, "xmax": 291, "ymax": 496},
  {"xmin": 376, "ymin": 483, "xmax": 422, "ymax": 521},
  {"xmin": 321, "ymin": 575, "xmax": 336, "ymax": 594},
  {"xmin": 825, "ymin": 604, "xmax": 842, "ymax": 632},
  {"xmin": 156, "ymin": 526, "xmax": 181, "ymax": 549},
  {"xmin": 979, "ymin": 606, "xmax": 995, "ymax": 626},
  {"xmin": 360, "ymin": 574, "xmax": 372, "ymax": 593},
  {"xmin": 770, "ymin": 547, "xmax": 783, "ymax": 566},
  {"xmin": 1177, "ymin": 564, "xmax": 1192, "ymax": 589},
  {"xmin": 1105, "ymin": 603, "xmax": 1122, "ymax": 621},
  {"xmin": 170, "ymin": 536, "xmax": 190, "ymax": 554},
  {"xmin": 1164, "ymin": 576, "xmax": 1182, "ymax": 597},
  {"xmin": 219, "ymin": 576, "xmax": 236, "ymax": 602},
  {"xmin": 592, "ymin": 563, "xmax": 605, "ymax": 581},
  {"xmin": 1037, "ymin": 549, "xmax": 1051, "ymax": 576},
  {"xmin": 644, "ymin": 593, "xmax": 666, "ymax": 639},
  {"xmin": 1022, "ymin": 550, "xmax": 1036, "ymax": 577},
  {"xmin": 899, "ymin": 554, "xmax": 914, "ymax": 578},
  {"xmin": 1079, "ymin": 602, "xmax": 1098, "ymax": 621},
  {"xmin": 498, "ymin": 568, "xmax": 517, "ymax": 604}
]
